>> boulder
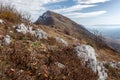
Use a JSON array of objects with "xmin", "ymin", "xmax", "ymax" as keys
[
  {"xmin": 34, "ymin": 29, "xmax": 47, "ymax": 39},
  {"xmin": 55, "ymin": 37, "xmax": 68, "ymax": 46},
  {"xmin": 14, "ymin": 23, "xmax": 48, "ymax": 39},
  {"xmin": 15, "ymin": 23, "xmax": 28, "ymax": 34},
  {"xmin": 74, "ymin": 44, "xmax": 107, "ymax": 80},
  {"xmin": 2, "ymin": 35, "xmax": 11, "ymax": 46},
  {"xmin": 97, "ymin": 62, "xmax": 108, "ymax": 80}
]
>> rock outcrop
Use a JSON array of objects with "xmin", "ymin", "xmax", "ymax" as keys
[
  {"xmin": 108, "ymin": 62, "xmax": 120, "ymax": 68},
  {"xmin": 14, "ymin": 23, "xmax": 48, "ymax": 39},
  {"xmin": 2, "ymin": 35, "xmax": 11, "ymax": 46},
  {"xmin": 15, "ymin": 23, "xmax": 28, "ymax": 34},
  {"xmin": 74, "ymin": 44, "xmax": 108, "ymax": 80},
  {"xmin": 55, "ymin": 62, "xmax": 65, "ymax": 69},
  {"xmin": 34, "ymin": 29, "xmax": 48, "ymax": 39},
  {"xmin": 55, "ymin": 37, "xmax": 68, "ymax": 46}
]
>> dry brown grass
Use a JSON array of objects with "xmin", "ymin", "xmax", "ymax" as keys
[
  {"xmin": 105, "ymin": 64, "xmax": 120, "ymax": 80},
  {"xmin": 0, "ymin": 39, "xmax": 98, "ymax": 80},
  {"xmin": 0, "ymin": 3, "xmax": 31, "ymax": 23},
  {"xmin": 0, "ymin": 4, "xmax": 21, "ymax": 23},
  {"xmin": 49, "ymin": 47, "xmax": 98, "ymax": 80}
]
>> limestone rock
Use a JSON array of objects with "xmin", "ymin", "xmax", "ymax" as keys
[
  {"xmin": 55, "ymin": 37, "xmax": 68, "ymax": 46},
  {"xmin": 55, "ymin": 62, "xmax": 65, "ymax": 69},
  {"xmin": 14, "ymin": 23, "xmax": 48, "ymax": 39},
  {"xmin": 34, "ymin": 29, "xmax": 47, "ymax": 39},
  {"xmin": 0, "ymin": 19, "xmax": 3, "ymax": 24},
  {"xmin": 2, "ymin": 35, "xmax": 11, "ymax": 46},
  {"xmin": 74, "ymin": 44, "xmax": 107, "ymax": 80},
  {"xmin": 15, "ymin": 23, "xmax": 28, "ymax": 34}
]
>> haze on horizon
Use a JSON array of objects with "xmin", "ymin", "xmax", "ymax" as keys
[{"xmin": 1, "ymin": 0, "xmax": 120, "ymax": 26}]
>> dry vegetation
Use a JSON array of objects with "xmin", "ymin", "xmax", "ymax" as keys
[
  {"xmin": 0, "ymin": 3, "xmax": 31, "ymax": 23},
  {"xmin": 0, "ymin": 6, "xmax": 98, "ymax": 78},
  {"xmin": 0, "ymin": 42, "xmax": 98, "ymax": 80},
  {"xmin": 105, "ymin": 64, "xmax": 120, "ymax": 80}
]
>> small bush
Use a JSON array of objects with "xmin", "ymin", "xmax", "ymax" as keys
[{"xmin": 64, "ymin": 29, "xmax": 71, "ymax": 35}]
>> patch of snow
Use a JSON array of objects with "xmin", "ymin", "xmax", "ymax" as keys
[
  {"xmin": 2, "ymin": 35, "xmax": 11, "ymax": 46},
  {"xmin": 55, "ymin": 37, "xmax": 68, "ymax": 46},
  {"xmin": 55, "ymin": 62, "xmax": 65, "ymax": 69},
  {"xmin": 0, "ymin": 19, "xmax": 3, "ymax": 24},
  {"xmin": 34, "ymin": 29, "xmax": 47, "ymax": 39},
  {"xmin": 74, "ymin": 44, "xmax": 107, "ymax": 80}
]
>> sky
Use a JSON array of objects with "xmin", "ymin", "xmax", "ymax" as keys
[{"xmin": 1, "ymin": 0, "xmax": 120, "ymax": 26}]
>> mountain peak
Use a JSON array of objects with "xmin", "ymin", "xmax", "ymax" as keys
[
  {"xmin": 42, "ymin": 10, "xmax": 52, "ymax": 18},
  {"xmin": 35, "ymin": 10, "xmax": 93, "ymax": 39}
]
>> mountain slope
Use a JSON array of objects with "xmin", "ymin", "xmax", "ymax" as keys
[
  {"xmin": 35, "ymin": 11, "xmax": 114, "ymax": 50},
  {"xmin": 35, "ymin": 11, "xmax": 92, "ymax": 38}
]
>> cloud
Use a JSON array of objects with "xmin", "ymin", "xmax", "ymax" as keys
[
  {"xmin": 52, "ymin": 3, "xmax": 106, "ymax": 18},
  {"xmin": 0, "ymin": 0, "xmax": 66, "ymax": 14},
  {"xmin": 53, "ymin": 4, "xmax": 96, "ymax": 13},
  {"xmin": 0, "ymin": 0, "xmax": 108, "ymax": 23},
  {"xmin": 74, "ymin": 0, "xmax": 109, "ymax": 4},
  {"xmin": 64, "ymin": 11, "xmax": 107, "ymax": 18}
]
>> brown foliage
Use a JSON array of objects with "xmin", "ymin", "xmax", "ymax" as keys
[
  {"xmin": 49, "ymin": 47, "xmax": 98, "ymax": 80},
  {"xmin": 0, "ymin": 41, "xmax": 98, "ymax": 80}
]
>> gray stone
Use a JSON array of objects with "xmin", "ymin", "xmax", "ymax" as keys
[
  {"xmin": 0, "ymin": 19, "xmax": 3, "ymax": 24},
  {"xmin": 55, "ymin": 62, "xmax": 65, "ymax": 69},
  {"xmin": 15, "ymin": 23, "xmax": 28, "ymax": 34},
  {"xmin": 74, "ymin": 44, "xmax": 108, "ymax": 80},
  {"xmin": 2, "ymin": 35, "xmax": 11, "ymax": 46},
  {"xmin": 34, "ymin": 29, "xmax": 48, "ymax": 39},
  {"xmin": 55, "ymin": 37, "xmax": 68, "ymax": 46}
]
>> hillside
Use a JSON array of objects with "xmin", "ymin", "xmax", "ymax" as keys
[
  {"xmin": 0, "ymin": 5, "xmax": 120, "ymax": 80},
  {"xmin": 35, "ymin": 11, "xmax": 114, "ymax": 50}
]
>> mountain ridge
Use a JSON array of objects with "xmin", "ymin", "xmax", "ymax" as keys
[{"xmin": 35, "ymin": 10, "xmax": 114, "ymax": 50}]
